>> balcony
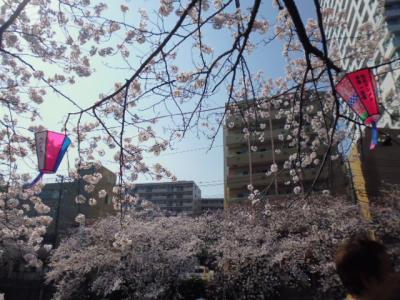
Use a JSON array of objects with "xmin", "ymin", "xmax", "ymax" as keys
[
  {"xmin": 226, "ymin": 193, "xmax": 293, "ymax": 204},
  {"xmin": 225, "ymin": 102, "xmax": 320, "ymax": 129},
  {"xmin": 148, "ymin": 195, "xmax": 168, "ymax": 200},
  {"xmin": 226, "ymin": 168, "xmax": 329, "ymax": 189},
  {"xmin": 225, "ymin": 127, "xmax": 320, "ymax": 146},
  {"xmin": 225, "ymin": 128, "xmax": 287, "ymax": 146},
  {"xmin": 225, "ymin": 115, "xmax": 286, "ymax": 129},
  {"xmin": 227, "ymin": 148, "xmax": 295, "ymax": 167},
  {"xmin": 228, "ymin": 148, "xmax": 327, "ymax": 168}
]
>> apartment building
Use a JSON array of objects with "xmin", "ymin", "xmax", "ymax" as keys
[
  {"xmin": 223, "ymin": 97, "xmax": 348, "ymax": 206},
  {"xmin": 131, "ymin": 181, "xmax": 202, "ymax": 215},
  {"xmin": 200, "ymin": 198, "xmax": 224, "ymax": 212},
  {"xmin": 321, "ymin": 0, "xmax": 400, "ymax": 128}
]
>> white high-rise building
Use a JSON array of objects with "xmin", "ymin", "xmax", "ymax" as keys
[{"xmin": 321, "ymin": 0, "xmax": 400, "ymax": 128}]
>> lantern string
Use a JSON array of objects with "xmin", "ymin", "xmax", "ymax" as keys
[
  {"xmin": 24, "ymin": 172, "xmax": 43, "ymax": 189},
  {"xmin": 370, "ymin": 122, "xmax": 378, "ymax": 150}
]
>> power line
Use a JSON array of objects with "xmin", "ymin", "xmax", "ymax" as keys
[
  {"xmin": 198, "ymin": 179, "xmax": 224, "ymax": 184},
  {"xmin": 202, "ymin": 194, "xmax": 224, "ymax": 198},
  {"xmin": 144, "ymin": 144, "xmax": 223, "ymax": 158}
]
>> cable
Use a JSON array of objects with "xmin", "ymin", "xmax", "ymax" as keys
[{"xmin": 144, "ymin": 144, "xmax": 223, "ymax": 158}]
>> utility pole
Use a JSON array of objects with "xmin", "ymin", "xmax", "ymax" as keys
[
  {"xmin": 247, "ymin": 135, "xmax": 253, "ymax": 188},
  {"xmin": 53, "ymin": 175, "xmax": 64, "ymax": 247},
  {"xmin": 268, "ymin": 103, "xmax": 278, "ymax": 194}
]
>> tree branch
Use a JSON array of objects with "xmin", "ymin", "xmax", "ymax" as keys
[
  {"xmin": 282, "ymin": 0, "xmax": 342, "ymax": 73},
  {"xmin": 0, "ymin": 0, "xmax": 31, "ymax": 46}
]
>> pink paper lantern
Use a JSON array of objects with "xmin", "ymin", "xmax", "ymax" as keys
[
  {"xmin": 336, "ymin": 68, "xmax": 381, "ymax": 149},
  {"xmin": 27, "ymin": 130, "xmax": 71, "ymax": 187}
]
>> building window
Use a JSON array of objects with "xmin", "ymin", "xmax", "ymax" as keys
[
  {"xmin": 382, "ymin": 35, "xmax": 394, "ymax": 50},
  {"xmin": 385, "ymin": 3, "xmax": 400, "ymax": 10},
  {"xmin": 341, "ymin": 0, "xmax": 346, "ymax": 10},
  {"xmin": 350, "ymin": 19, "xmax": 358, "ymax": 40},
  {"xmin": 41, "ymin": 190, "xmax": 59, "ymax": 199},
  {"xmin": 396, "ymin": 77, "xmax": 400, "ymax": 90},
  {"xmin": 358, "ymin": 1, "xmax": 364, "ymax": 15},
  {"xmin": 386, "ymin": 17, "xmax": 400, "ymax": 26},
  {"xmin": 374, "ymin": 53, "xmax": 382, "ymax": 66},
  {"xmin": 348, "ymin": 7, "xmax": 355, "ymax": 25},
  {"xmin": 105, "ymin": 194, "xmax": 111, "ymax": 205}
]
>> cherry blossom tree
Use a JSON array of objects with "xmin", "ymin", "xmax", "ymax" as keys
[
  {"xmin": 0, "ymin": 0, "xmax": 124, "ymax": 266},
  {"xmin": 1, "ymin": 0, "xmax": 398, "ymax": 270},
  {"xmin": 46, "ymin": 192, "xmax": 400, "ymax": 299},
  {"xmin": 46, "ymin": 210, "xmax": 221, "ymax": 299}
]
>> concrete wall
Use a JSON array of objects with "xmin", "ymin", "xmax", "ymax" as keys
[{"xmin": 358, "ymin": 127, "xmax": 400, "ymax": 197}]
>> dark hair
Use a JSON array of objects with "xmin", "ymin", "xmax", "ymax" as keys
[{"xmin": 335, "ymin": 236, "xmax": 388, "ymax": 296}]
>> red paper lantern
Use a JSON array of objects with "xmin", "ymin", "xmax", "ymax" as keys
[{"xmin": 335, "ymin": 68, "xmax": 380, "ymax": 149}]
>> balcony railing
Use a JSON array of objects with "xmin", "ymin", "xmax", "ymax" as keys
[
  {"xmin": 225, "ymin": 128, "xmax": 286, "ymax": 146},
  {"xmin": 226, "ymin": 168, "xmax": 329, "ymax": 189},
  {"xmin": 227, "ymin": 148, "xmax": 295, "ymax": 167}
]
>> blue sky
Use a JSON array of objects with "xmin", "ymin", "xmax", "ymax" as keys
[{"xmin": 20, "ymin": 1, "xmax": 317, "ymax": 198}]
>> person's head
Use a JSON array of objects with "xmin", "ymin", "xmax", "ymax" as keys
[{"xmin": 335, "ymin": 235, "xmax": 394, "ymax": 297}]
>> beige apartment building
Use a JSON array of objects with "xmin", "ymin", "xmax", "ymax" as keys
[{"xmin": 223, "ymin": 97, "xmax": 348, "ymax": 207}]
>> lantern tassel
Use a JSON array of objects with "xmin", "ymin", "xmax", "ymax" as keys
[
  {"xmin": 24, "ymin": 172, "xmax": 43, "ymax": 188},
  {"xmin": 370, "ymin": 122, "xmax": 378, "ymax": 150}
]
